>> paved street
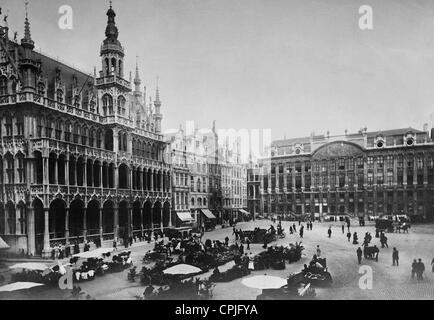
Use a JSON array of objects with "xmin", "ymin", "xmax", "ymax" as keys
[{"xmin": 1, "ymin": 219, "xmax": 434, "ymax": 300}]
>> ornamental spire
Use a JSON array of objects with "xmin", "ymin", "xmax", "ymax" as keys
[
  {"xmin": 21, "ymin": 1, "xmax": 34, "ymax": 49},
  {"xmin": 154, "ymin": 77, "xmax": 161, "ymax": 105}
]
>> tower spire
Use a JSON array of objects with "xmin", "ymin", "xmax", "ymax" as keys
[
  {"xmin": 21, "ymin": 1, "xmax": 34, "ymax": 49},
  {"xmin": 154, "ymin": 76, "xmax": 161, "ymax": 104}
]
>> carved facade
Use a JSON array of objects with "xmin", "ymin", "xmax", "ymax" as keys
[
  {"xmin": 248, "ymin": 128, "xmax": 434, "ymax": 221},
  {"xmin": 0, "ymin": 4, "xmax": 171, "ymax": 257}
]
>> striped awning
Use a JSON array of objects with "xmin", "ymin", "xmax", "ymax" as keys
[
  {"xmin": 239, "ymin": 209, "xmax": 251, "ymax": 216},
  {"xmin": 201, "ymin": 209, "xmax": 216, "ymax": 219},
  {"xmin": 177, "ymin": 212, "xmax": 194, "ymax": 222},
  {"xmin": 0, "ymin": 236, "xmax": 10, "ymax": 249}
]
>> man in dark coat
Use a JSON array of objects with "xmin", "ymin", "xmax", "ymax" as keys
[
  {"xmin": 416, "ymin": 258, "xmax": 425, "ymax": 280},
  {"xmin": 327, "ymin": 227, "xmax": 332, "ymax": 238},
  {"xmin": 392, "ymin": 247, "xmax": 399, "ymax": 266},
  {"xmin": 299, "ymin": 225, "xmax": 304, "ymax": 238},
  {"xmin": 357, "ymin": 247, "xmax": 363, "ymax": 264}
]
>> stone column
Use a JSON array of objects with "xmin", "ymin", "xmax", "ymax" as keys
[
  {"xmin": 26, "ymin": 207, "xmax": 36, "ymax": 256},
  {"xmin": 65, "ymin": 208, "xmax": 70, "ymax": 244},
  {"xmin": 42, "ymin": 208, "xmax": 50, "ymax": 257},
  {"xmin": 114, "ymin": 205, "xmax": 119, "ymax": 241},
  {"xmin": 65, "ymin": 156, "xmax": 70, "ymax": 186},
  {"xmin": 83, "ymin": 158, "xmax": 88, "ymax": 188},
  {"xmin": 54, "ymin": 155, "xmax": 58, "ymax": 185},
  {"xmin": 423, "ymin": 154, "xmax": 428, "ymax": 185},
  {"xmin": 139, "ymin": 168, "xmax": 144, "ymax": 192},
  {"xmin": 114, "ymin": 165, "xmax": 119, "ymax": 190},
  {"xmin": 99, "ymin": 208, "xmax": 103, "ymax": 242},
  {"xmin": 403, "ymin": 155, "xmax": 407, "ymax": 185},
  {"xmin": 83, "ymin": 206, "xmax": 87, "ymax": 240}
]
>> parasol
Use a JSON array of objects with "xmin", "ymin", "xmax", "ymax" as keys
[
  {"xmin": 0, "ymin": 236, "xmax": 10, "ymax": 249},
  {"xmin": 0, "ymin": 282, "xmax": 45, "ymax": 292},
  {"xmin": 163, "ymin": 264, "xmax": 202, "ymax": 275},
  {"xmin": 72, "ymin": 247, "xmax": 114, "ymax": 259},
  {"xmin": 241, "ymin": 275, "xmax": 287, "ymax": 290},
  {"xmin": 10, "ymin": 262, "xmax": 49, "ymax": 271}
]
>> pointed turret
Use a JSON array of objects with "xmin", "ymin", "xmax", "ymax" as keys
[
  {"xmin": 134, "ymin": 57, "xmax": 142, "ymax": 93},
  {"xmin": 154, "ymin": 81, "xmax": 163, "ymax": 133},
  {"xmin": 21, "ymin": 1, "xmax": 34, "ymax": 49},
  {"xmin": 19, "ymin": 1, "xmax": 37, "ymax": 92}
]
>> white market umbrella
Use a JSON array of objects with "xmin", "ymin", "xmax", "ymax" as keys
[
  {"xmin": 0, "ymin": 282, "xmax": 45, "ymax": 292},
  {"xmin": 163, "ymin": 264, "xmax": 202, "ymax": 275},
  {"xmin": 242, "ymin": 275, "xmax": 287, "ymax": 290},
  {"xmin": 10, "ymin": 262, "xmax": 49, "ymax": 271},
  {"xmin": 0, "ymin": 236, "xmax": 10, "ymax": 249},
  {"xmin": 72, "ymin": 247, "xmax": 114, "ymax": 259}
]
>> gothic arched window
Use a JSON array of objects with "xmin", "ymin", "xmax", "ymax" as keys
[
  {"xmin": 0, "ymin": 76, "xmax": 8, "ymax": 96},
  {"xmin": 10, "ymin": 77, "xmax": 17, "ymax": 94},
  {"xmin": 102, "ymin": 94, "xmax": 113, "ymax": 115},
  {"xmin": 56, "ymin": 89, "xmax": 64, "ymax": 103},
  {"xmin": 37, "ymin": 82, "xmax": 45, "ymax": 96},
  {"xmin": 117, "ymin": 96, "xmax": 126, "ymax": 116}
]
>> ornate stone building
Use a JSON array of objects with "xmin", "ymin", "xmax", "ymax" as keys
[
  {"xmin": 0, "ymin": 4, "xmax": 171, "ymax": 257},
  {"xmin": 248, "ymin": 128, "xmax": 434, "ymax": 222},
  {"xmin": 166, "ymin": 121, "xmax": 249, "ymax": 227}
]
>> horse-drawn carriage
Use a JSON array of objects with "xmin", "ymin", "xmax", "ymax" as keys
[
  {"xmin": 376, "ymin": 218, "xmax": 411, "ymax": 234},
  {"xmin": 363, "ymin": 245, "xmax": 379, "ymax": 261},
  {"xmin": 375, "ymin": 218, "xmax": 394, "ymax": 233},
  {"xmin": 242, "ymin": 228, "xmax": 275, "ymax": 244}
]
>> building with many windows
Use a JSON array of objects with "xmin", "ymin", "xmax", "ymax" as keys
[
  {"xmin": 166, "ymin": 122, "xmax": 249, "ymax": 228},
  {"xmin": 0, "ymin": 4, "xmax": 171, "ymax": 257},
  {"xmin": 248, "ymin": 127, "xmax": 434, "ymax": 222}
]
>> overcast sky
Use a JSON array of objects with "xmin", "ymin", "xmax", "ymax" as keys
[{"xmin": 3, "ymin": 0, "xmax": 434, "ymax": 140}]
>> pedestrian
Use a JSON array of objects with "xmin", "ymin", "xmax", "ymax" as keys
[
  {"xmin": 113, "ymin": 239, "xmax": 117, "ymax": 250},
  {"xmin": 310, "ymin": 221, "xmax": 313, "ymax": 231},
  {"xmin": 327, "ymin": 226, "xmax": 332, "ymax": 238},
  {"xmin": 416, "ymin": 258, "xmax": 425, "ymax": 281},
  {"xmin": 432, "ymin": 257, "xmax": 434, "ymax": 273},
  {"xmin": 246, "ymin": 238, "xmax": 250, "ymax": 250},
  {"xmin": 232, "ymin": 227, "xmax": 236, "ymax": 235},
  {"xmin": 392, "ymin": 247, "xmax": 399, "ymax": 266},
  {"xmin": 316, "ymin": 245, "xmax": 321, "ymax": 258},
  {"xmin": 293, "ymin": 224, "xmax": 297, "ymax": 233},
  {"xmin": 289, "ymin": 225, "xmax": 293, "ymax": 234},
  {"xmin": 225, "ymin": 236, "xmax": 229, "ymax": 247},
  {"xmin": 342, "ymin": 224, "xmax": 345, "ymax": 234},
  {"xmin": 383, "ymin": 235, "xmax": 388, "ymax": 248},
  {"xmin": 352, "ymin": 232, "xmax": 358, "ymax": 244},
  {"xmin": 411, "ymin": 259, "xmax": 417, "ymax": 279},
  {"xmin": 357, "ymin": 247, "xmax": 363, "ymax": 264},
  {"xmin": 239, "ymin": 243, "xmax": 244, "ymax": 255},
  {"xmin": 298, "ymin": 219, "xmax": 301, "ymax": 226},
  {"xmin": 299, "ymin": 225, "xmax": 304, "ymax": 238},
  {"xmin": 347, "ymin": 231, "xmax": 351, "ymax": 242}
]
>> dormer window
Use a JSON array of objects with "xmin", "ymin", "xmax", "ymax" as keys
[
  {"xmin": 375, "ymin": 136, "xmax": 385, "ymax": 149},
  {"xmin": 405, "ymin": 133, "xmax": 415, "ymax": 147}
]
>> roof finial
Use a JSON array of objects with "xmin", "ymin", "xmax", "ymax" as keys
[
  {"xmin": 110, "ymin": 0, "xmax": 113, "ymax": 9},
  {"xmin": 21, "ymin": 0, "xmax": 34, "ymax": 48},
  {"xmin": 155, "ymin": 76, "xmax": 161, "ymax": 104}
]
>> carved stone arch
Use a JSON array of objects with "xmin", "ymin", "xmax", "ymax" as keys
[{"xmin": 312, "ymin": 141, "xmax": 365, "ymax": 159}]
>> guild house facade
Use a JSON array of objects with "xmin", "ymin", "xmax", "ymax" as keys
[
  {"xmin": 248, "ymin": 127, "xmax": 434, "ymax": 222},
  {"xmin": 0, "ymin": 4, "xmax": 172, "ymax": 257}
]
